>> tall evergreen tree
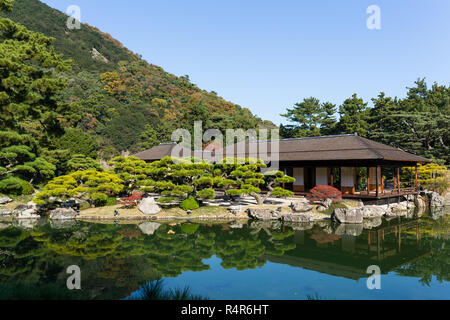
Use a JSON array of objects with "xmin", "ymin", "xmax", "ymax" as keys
[
  {"xmin": 336, "ymin": 94, "xmax": 370, "ymax": 137},
  {"xmin": 281, "ymin": 98, "xmax": 338, "ymax": 138}
]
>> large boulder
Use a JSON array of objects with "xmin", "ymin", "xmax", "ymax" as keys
[
  {"xmin": 360, "ymin": 205, "xmax": 389, "ymax": 219},
  {"xmin": 138, "ymin": 222, "xmax": 161, "ymax": 235},
  {"xmin": 342, "ymin": 200, "xmax": 365, "ymax": 209},
  {"xmin": 0, "ymin": 209, "xmax": 12, "ymax": 216},
  {"xmin": 138, "ymin": 197, "xmax": 161, "ymax": 215},
  {"xmin": 429, "ymin": 192, "xmax": 445, "ymax": 208},
  {"xmin": 49, "ymin": 208, "xmax": 78, "ymax": 220},
  {"xmin": 247, "ymin": 208, "xmax": 280, "ymax": 220},
  {"xmin": 314, "ymin": 198, "xmax": 333, "ymax": 210},
  {"xmin": 332, "ymin": 208, "xmax": 363, "ymax": 224},
  {"xmin": 0, "ymin": 196, "xmax": 12, "ymax": 205},
  {"xmin": 290, "ymin": 200, "xmax": 313, "ymax": 213},
  {"xmin": 228, "ymin": 206, "xmax": 243, "ymax": 216},
  {"xmin": 414, "ymin": 196, "xmax": 427, "ymax": 211},
  {"xmin": 12, "ymin": 204, "xmax": 40, "ymax": 219},
  {"xmin": 282, "ymin": 213, "xmax": 314, "ymax": 223}
]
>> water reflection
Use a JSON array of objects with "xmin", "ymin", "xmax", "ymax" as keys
[{"xmin": 0, "ymin": 209, "xmax": 448, "ymax": 300}]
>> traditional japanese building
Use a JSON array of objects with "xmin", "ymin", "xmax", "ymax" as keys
[{"xmin": 135, "ymin": 134, "xmax": 431, "ymax": 200}]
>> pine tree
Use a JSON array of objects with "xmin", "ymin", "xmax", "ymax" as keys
[{"xmin": 336, "ymin": 94, "xmax": 370, "ymax": 136}]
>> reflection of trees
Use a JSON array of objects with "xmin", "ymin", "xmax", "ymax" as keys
[
  {"xmin": 395, "ymin": 216, "xmax": 450, "ymax": 286},
  {"xmin": 3, "ymin": 215, "xmax": 448, "ymax": 298},
  {"xmin": 215, "ymin": 225, "xmax": 296, "ymax": 270}
]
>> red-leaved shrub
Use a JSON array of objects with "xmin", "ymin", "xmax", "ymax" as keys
[
  {"xmin": 119, "ymin": 191, "xmax": 144, "ymax": 208},
  {"xmin": 307, "ymin": 185, "xmax": 342, "ymax": 203}
]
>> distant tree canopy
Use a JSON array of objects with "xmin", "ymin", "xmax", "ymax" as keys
[{"xmin": 281, "ymin": 79, "xmax": 450, "ymax": 165}]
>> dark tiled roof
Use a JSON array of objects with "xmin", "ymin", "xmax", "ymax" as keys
[
  {"xmin": 133, "ymin": 143, "xmax": 177, "ymax": 161},
  {"xmin": 135, "ymin": 135, "xmax": 431, "ymax": 163},
  {"xmin": 222, "ymin": 134, "xmax": 431, "ymax": 163}
]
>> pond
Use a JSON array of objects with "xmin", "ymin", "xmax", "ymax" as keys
[{"xmin": 0, "ymin": 208, "xmax": 449, "ymax": 300}]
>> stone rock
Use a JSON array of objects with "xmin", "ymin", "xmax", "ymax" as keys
[
  {"xmin": 390, "ymin": 202, "xmax": 409, "ymax": 212},
  {"xmin": 50, "ymin": 208, "xmax": 78, "ymax": 220},
  {"xmin": 290, "ymin": 200, "xmax": 313, "ymax": 213},
  {"xmin": 247, "ymin": 208, "xmax": 280, "ymax": 220},
  {"xmin": 138, "ymin": 222, "xmax": 162, "ymax": 235},
  {"xmin": 12, "ymin": 204, "xmax": 40, "ymax": 219},
  {"xmin": 429, "ymin": 192, "xmax": 445, "ymax": 208},
  {"xmin": 360, "ymin": 205, "xmax": 388, "ymax": 219},
  {"xmin": 335, "ymin": 223, "xmax": 364, "ymax": 236},
  {"xmin": 228, "ymin": 206, "xmax": 243, "ymax": 216},
  {"xmin": 282, "ymin": 213, "xmax": 313, "ymax": 223},
  {"xmin": 0, "ymin": 196, "xmax": 12, "ymax": 205},
  {"xmin": 445, "ymin": 193, "xmax": 450, "ymax": 207},
  {"xmin": 0, "ymin": 209, "xmax": 12, "ymax": 216},
  {"xmin": 314, "ymin": 198, "xmax": 333, "ymax": 210},
  {"xmin": 332, "ymin": 208, "xmax": 363, "ymax": 224},
  {"xmin": 363, "ymin": 218, "xmax": 383, "ymax": 230},
  {"xmin": 414, "ymin": 196, "xmax": 427, "ymax": 210},
  {"xmin": 138, "ymin": 197, "xmax": 161, "ymax": 215},
  {"xmin": 343, "ymin": 200, "xmax": 365, "ymax": 209},
  {"xmin": 385, "ymin": 210, "xmax": 408, "ymax": 218}
]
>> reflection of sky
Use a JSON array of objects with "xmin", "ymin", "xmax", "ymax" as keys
[{"xmin": 130, "ymin": 255, "xmax": 449, "ymax": 300}]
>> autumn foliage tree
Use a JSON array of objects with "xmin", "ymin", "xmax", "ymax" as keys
[{"xmin": 307, "ymin": 185, "xmax": 342, "ymax": 203}]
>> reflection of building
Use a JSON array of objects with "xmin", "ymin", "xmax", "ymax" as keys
[
  {"xmin": 135, "ymin": 134, "xmax": 430, "ymax": 201},
  {"xmin": 266, "ymin": 219, "xmax": 430, "ymax": 281}
]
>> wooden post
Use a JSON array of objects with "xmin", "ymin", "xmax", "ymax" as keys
[
  {"xmin": 415, "ymin": 165, "xmax": 419, "ymax": 191},
  {"xmin": 367, "ymin": 167, "xmax": 370, "ymax": 195},
  {"xmin": 381, "ymin": 167, "xmax": 384, "ymax": 194},
  {"xmin": 376, "ymin": 166, "xmax": 379, "ymax": 198},
  {"xmin": 397, "ymin": 167, "xmax": 401, "ymax": 195},
  {"xmin": 330, "ymin": 167, "xmax": 334, "ymax": 187}
]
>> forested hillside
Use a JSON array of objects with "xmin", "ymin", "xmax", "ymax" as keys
[{"xmin": 0, "ymin": 0, "xmax": 273, "ymax": 157}]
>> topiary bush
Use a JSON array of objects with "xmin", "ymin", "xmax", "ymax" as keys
[
  {"xmin": 180, "ymin": 196, "xmax": 199, "ymax": 211},
  {"xmin": 0, "ymin": 177, "xmax": 23, "ymax": 195},
  {"xmin": 0, "ymin": 177, "xmax": 34, "ymax": 195},
  {"xmin": 18, "ymin": 179, "xmax": 34, "ymax": 195},
  {"xmin": 157, "ymin": 196, "xmax": 179, "ymax": 204}
]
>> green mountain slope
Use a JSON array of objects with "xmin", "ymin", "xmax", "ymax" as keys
[{"xmin": 1, "ymin": 0, "xmax": 274, "ymax": 156}]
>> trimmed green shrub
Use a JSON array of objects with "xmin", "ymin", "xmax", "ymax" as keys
[
  {"xmin": 0, "ymin": 177, "xmax": 23, "ymax": 195},
  {"xmin": 157, "ymin": 197, "xmax": 179, "ymax": 204},
  {"xmin": 197, "ymin": 188, "xmax": 215, "ymax": 200},
  {"xmin": 0, "ymin": 177, "xmax": 34, "ymax": 196},
  {"xmin": 180, "ymin": 196, "xmax": 199, "ymax": 211},
  {"xmin": 105, "ymin": 196, "xmax": 118, "ymax": 206},
  {"xmin": 19, "ymin": 179, "xmax": 34, "ymax": 195}
]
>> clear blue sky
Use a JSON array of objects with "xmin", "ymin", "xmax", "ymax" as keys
[{"xmin": 42, "ymin": 0, "xmax": 450, "ymax": 125}]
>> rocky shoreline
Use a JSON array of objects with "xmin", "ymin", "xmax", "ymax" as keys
[{"xmin": 0, "ymin": 191, "xmax": 447, "ymax": 229}]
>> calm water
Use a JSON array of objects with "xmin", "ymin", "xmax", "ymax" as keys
[{"xmin": 0, "ymin": 208, "xmax": 449, "ymax": 300}]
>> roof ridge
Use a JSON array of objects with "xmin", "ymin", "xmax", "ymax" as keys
[{"xmin": 354, "ymin": 136, "xmax": 385, "ymax": 159}]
